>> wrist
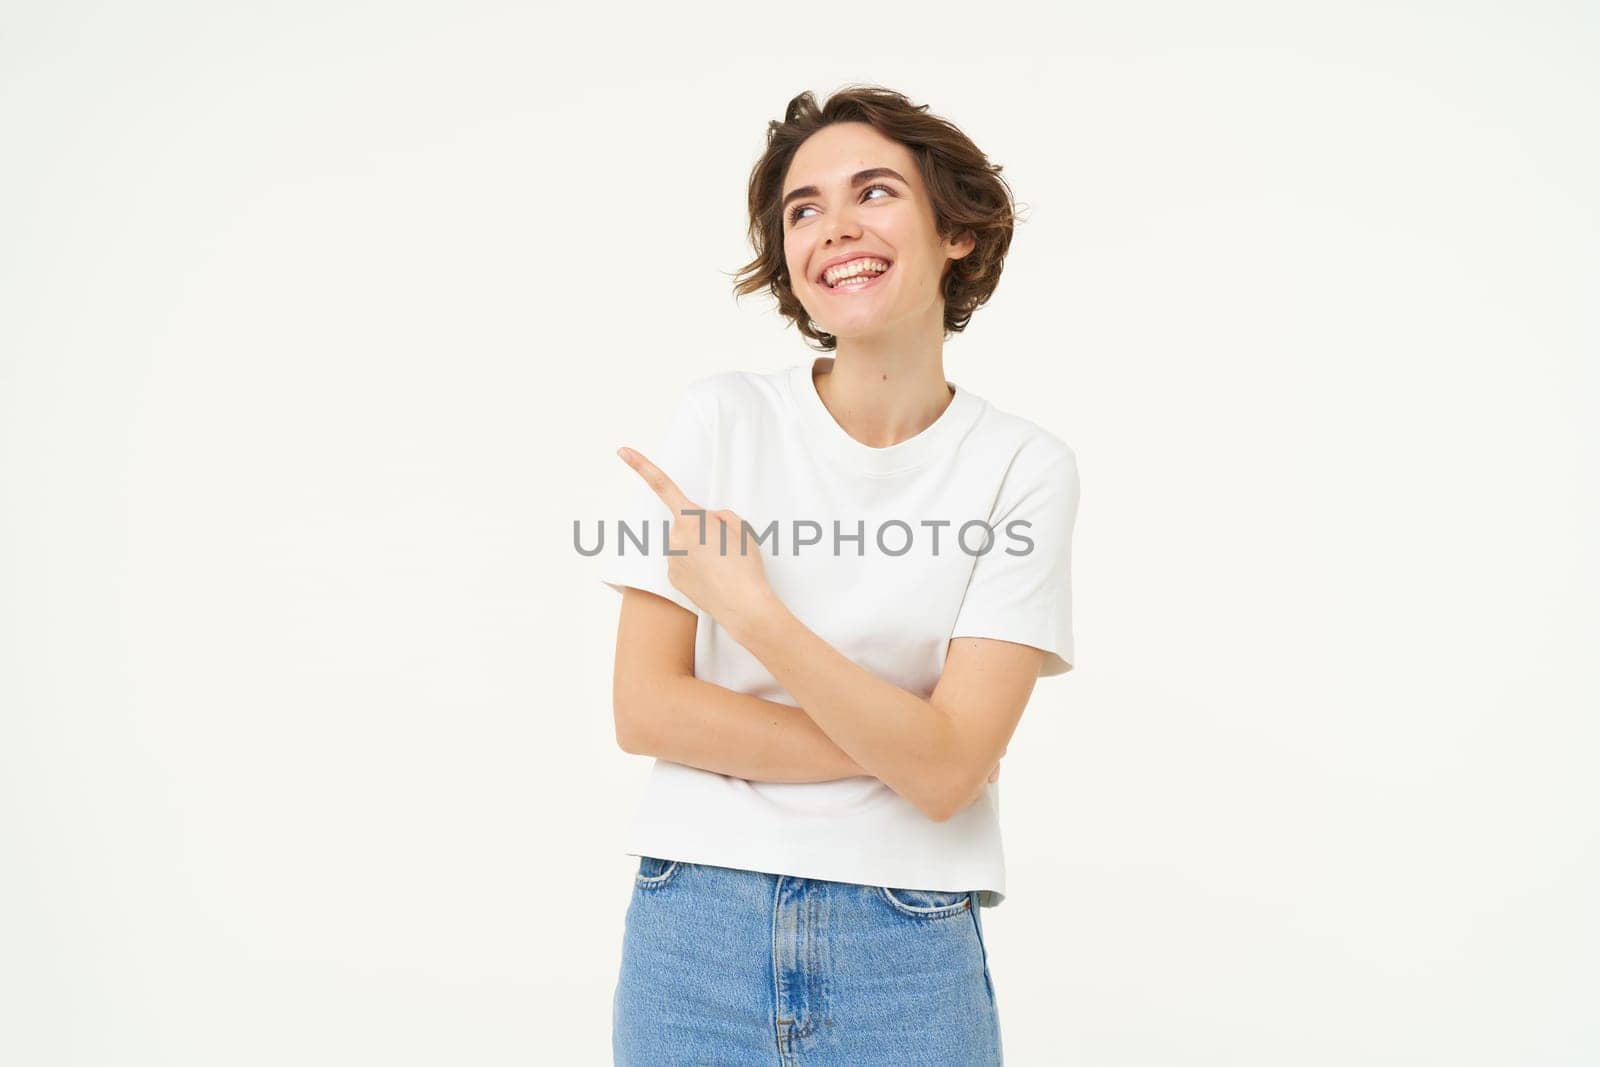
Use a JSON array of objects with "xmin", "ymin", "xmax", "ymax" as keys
[{"xmin": 726, "ymin": 584, "xmax": 786, "ymax": 649}]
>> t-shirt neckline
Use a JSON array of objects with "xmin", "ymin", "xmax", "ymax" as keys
[{"xmin": 786, "ymin": 356, "xmax": 986, "ymax": 477}]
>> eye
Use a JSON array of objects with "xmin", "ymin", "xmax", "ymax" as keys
[{"xmin": 787, "ymin": 183, "xmax": 897, "ymax": 225}]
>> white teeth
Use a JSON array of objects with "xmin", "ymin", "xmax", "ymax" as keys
[{"xmin": 823, "ymin": 258, "xmax": 890, "ymax": 287}]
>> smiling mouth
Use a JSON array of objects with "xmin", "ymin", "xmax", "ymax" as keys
[{"xmin": 820, "ymin": 261, "xmax": 894, "ymax": 291}]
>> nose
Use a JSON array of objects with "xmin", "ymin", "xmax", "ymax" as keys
[{"xmin": 821, "ymin": 207, "xmax": 861, "ymax": 246}]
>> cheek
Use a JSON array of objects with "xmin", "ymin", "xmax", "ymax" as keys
[{"xmin": 782, "ymin": 243, "xmax": 806, "ymax": 288}]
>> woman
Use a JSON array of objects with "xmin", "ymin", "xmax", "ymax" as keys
[{"xmin": 600, "ymin": 84, "xmax": 1080, "ymax": 1065}]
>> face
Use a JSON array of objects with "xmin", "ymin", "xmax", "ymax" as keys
[{"xmin": 780, "ymin": 122, "xmax": 974, "ymax": 342}]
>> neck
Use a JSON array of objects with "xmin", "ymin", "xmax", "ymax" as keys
[{"xmin": 813, "ymin": 330, "xmax": 954, "ymax": 449}]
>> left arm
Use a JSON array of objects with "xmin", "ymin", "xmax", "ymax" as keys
[
  {"xmin": 615, "ymin": 446, "xmax": 1046, "ymax": 822},
  {"xmin": 722, "ymin": 590, "xmax": 1042, "ymax": 823}
]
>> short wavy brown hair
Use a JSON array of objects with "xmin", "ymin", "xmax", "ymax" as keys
[{"xmin": 731, "ymin": 84, "xmax": 1021, "ymax": 351}]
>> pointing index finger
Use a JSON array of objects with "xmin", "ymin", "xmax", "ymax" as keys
[{"xmin": 617, "ymin": 446, "xmax": 698, "ymax": 519}]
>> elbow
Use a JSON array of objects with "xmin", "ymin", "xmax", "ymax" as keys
[
  {"xmin": 615, "ymin": 719, "xmax": 645, "ymax": 755},
  {"xmin": 923, "ymin": 768, "xmax": 985, "ymax": 824},
  {"xmin": 612, "ymin": 687, "xmax": 653, "ymax": 755},
  {"xmin": 613, "ymin": 710, "xmax": 640, "ymax": 754},
  {"xmin": 615, "ymin": 715, "xmax": 651, "ymax": 756},
  {"xmin": 613, "ymin": 672, "xmax": 685, "ymax": 755}
]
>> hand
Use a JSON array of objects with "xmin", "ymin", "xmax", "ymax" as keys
[
  {"xmin": 617, "ymin": 446, "xmax": 774, "ymax": 631},
  {"xmin": 986, "ymin": 744, "xmax": 1007, "ymax": 783}
]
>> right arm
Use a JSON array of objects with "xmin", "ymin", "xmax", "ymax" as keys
[
  {"xmin": 612, "ymin": 588, "xmax": 1002, "ymax": 793},
  {"xmin": 612, "ymin": 587, "xmax": 867, "ymax": 783}
]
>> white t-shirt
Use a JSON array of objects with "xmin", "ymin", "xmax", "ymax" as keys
[{"xmin": 596, "ymin": 356, "xmax": 1079, "ymax": 908}]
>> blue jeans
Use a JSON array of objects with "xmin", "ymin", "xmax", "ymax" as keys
[{"xmin": 613, "ymin": 856, "xmax": 1003, "ymax": 1065}]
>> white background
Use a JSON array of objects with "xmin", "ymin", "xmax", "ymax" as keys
[{"xmin": 3, "ymin": 2, "xmax": 1595, "ymax": 1064}]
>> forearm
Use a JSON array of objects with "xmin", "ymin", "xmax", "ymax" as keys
[
  {"xmin": 622, "ymin": 674, "xmax": 869, "ymax": 784},
  {"xmin": 722, "ymin": 591, "xmax": 966, "ymax": 820}
]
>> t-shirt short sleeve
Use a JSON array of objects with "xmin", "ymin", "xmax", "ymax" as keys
[
  {"xmin": 948, "ymin": 444, "xmax": 1080, "ymax": 676},
  {"xmin": 597, "ymin": 382, "xmax": 715, "ymax": 616}
]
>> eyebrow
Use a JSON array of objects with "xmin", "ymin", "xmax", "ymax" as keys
[{"xmin": 780, "ymin": 167, "xmax": 909, "ymax": 214}]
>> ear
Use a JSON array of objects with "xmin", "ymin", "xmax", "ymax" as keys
[{"xmin": 946, "ymin": 229, "xmax": 977, "ymax": 262}]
